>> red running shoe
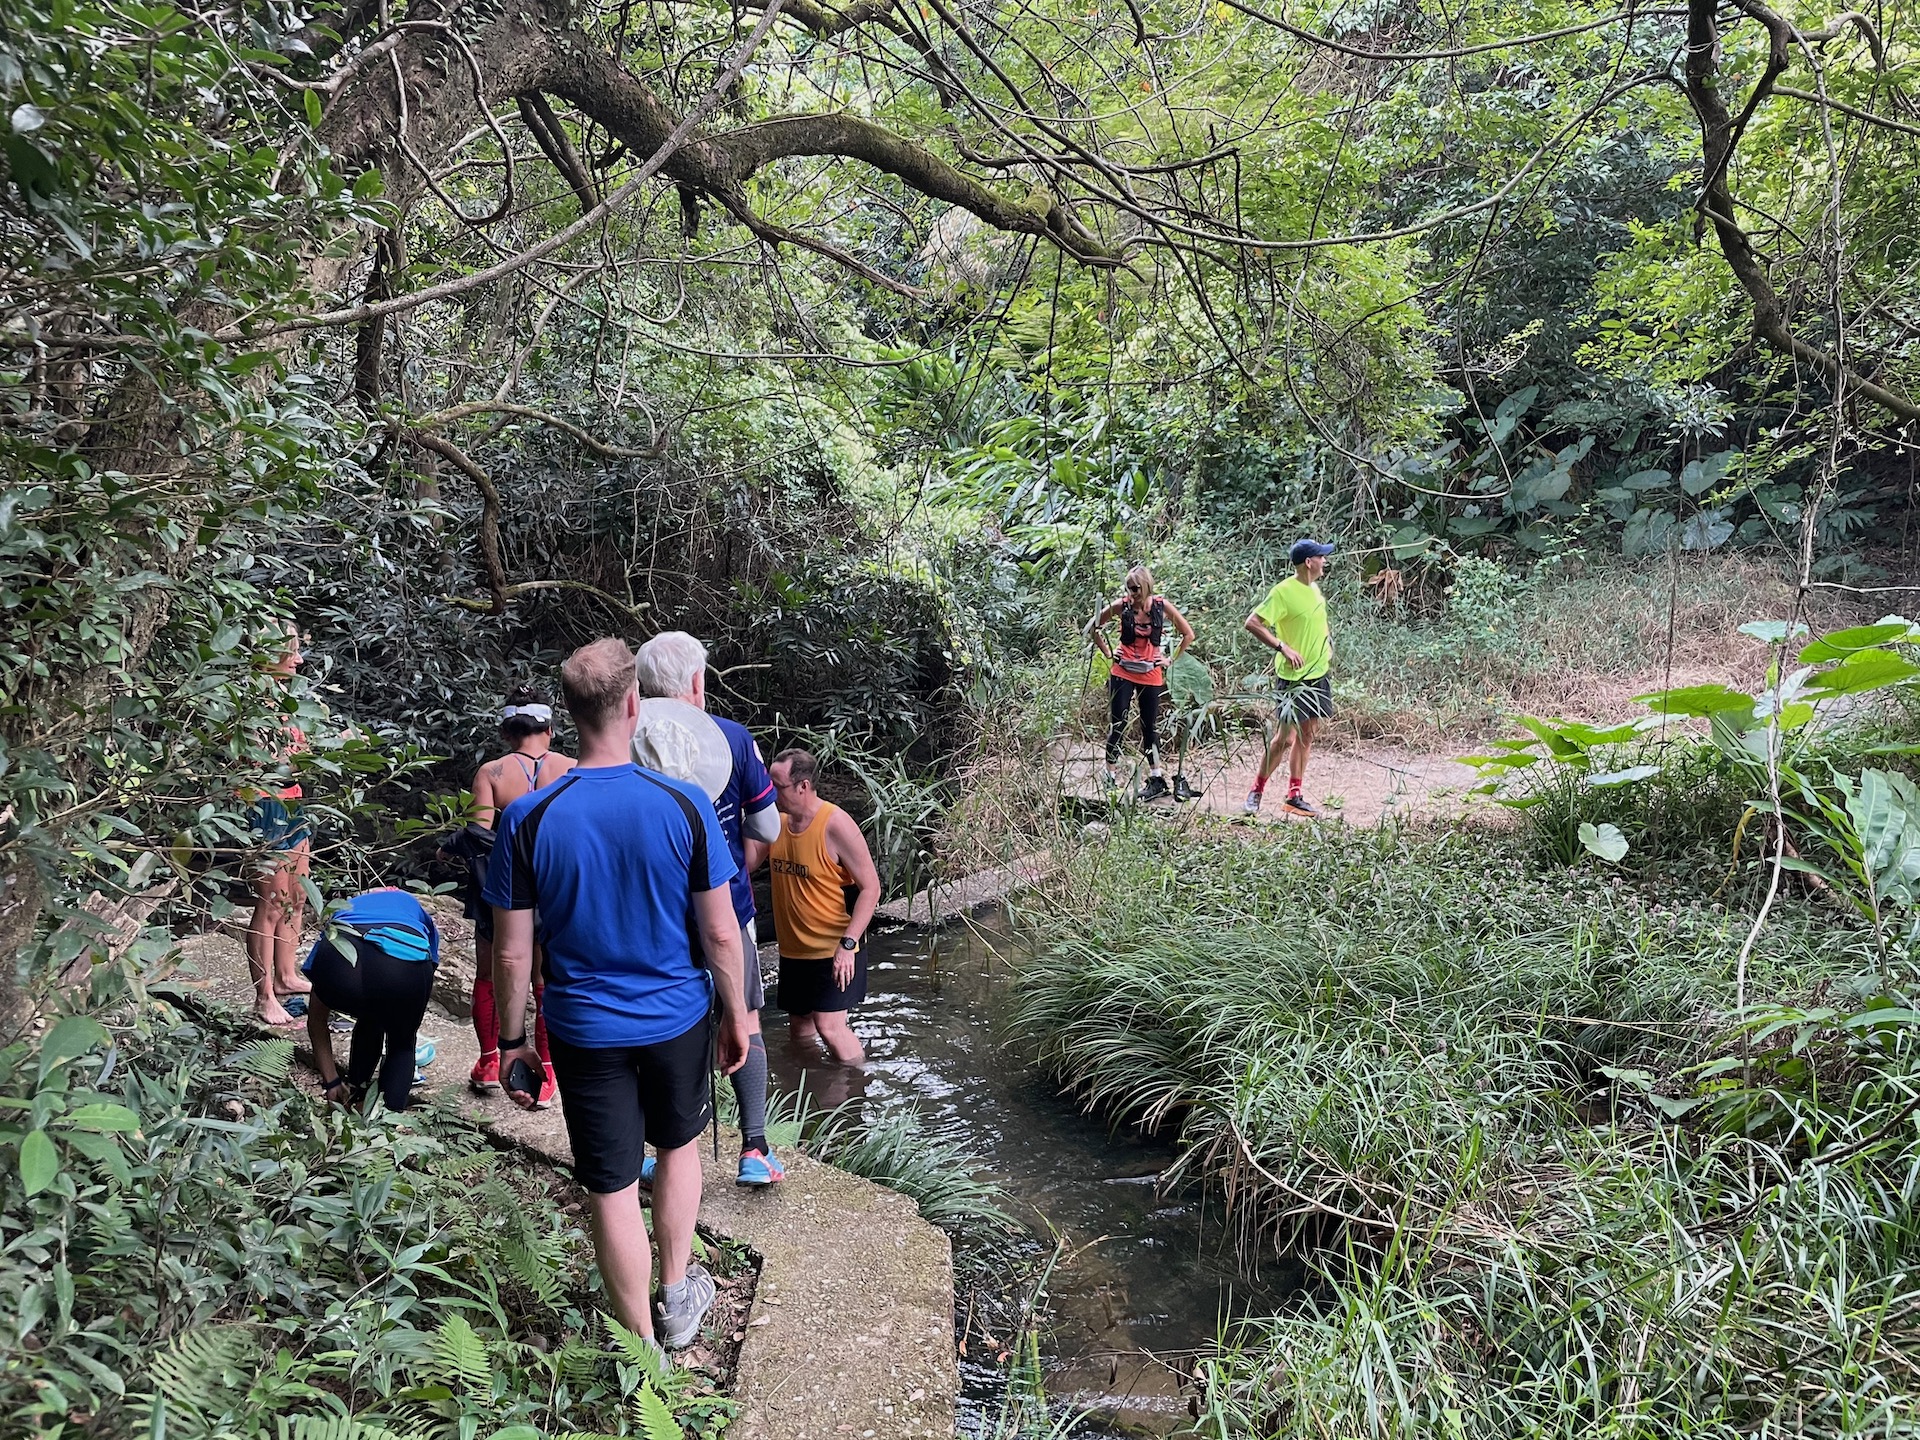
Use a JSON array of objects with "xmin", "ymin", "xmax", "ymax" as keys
[
  {"xmin": 535, "ymin": 1063, "xmax": 558, "ymax": 1110},
  {"xmin": 469, "ymin": 1050, "xmax": 500, "ymax": 1093}
]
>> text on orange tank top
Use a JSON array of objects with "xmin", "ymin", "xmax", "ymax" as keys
[{"xmin": 768, "ymin": 801, "xmax": 853, "ymax": 959}]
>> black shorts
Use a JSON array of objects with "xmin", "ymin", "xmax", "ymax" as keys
[
  {"xmin": 548, "ymin": 1016, "xmax": 711, "ymax": 1193},
  {"xmin": 1276, "ymin": 675, "xmax": 1334, "ymax": 722},
  {"xmin": 776, "ymin": 946, "xmax": 868, "ymax": 1015}
]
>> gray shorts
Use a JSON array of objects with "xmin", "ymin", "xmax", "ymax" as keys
[{"xmin": 740, "ymin": 917, "xmax": 765, "ymax": 1012}]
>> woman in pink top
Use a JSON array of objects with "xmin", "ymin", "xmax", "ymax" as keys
[{"xmin": 1088, "ymin": 564, "xmax": 1194, "ymax": 801}]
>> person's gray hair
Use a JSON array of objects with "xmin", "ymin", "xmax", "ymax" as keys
[{"xmin": 634, "ymin": 631, "xmax": 708, "ymax": 699}]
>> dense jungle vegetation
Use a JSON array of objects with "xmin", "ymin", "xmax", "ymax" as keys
[{"xmin": 5, "ymin": 0, "xmax": 1920, "ymax": 1431}]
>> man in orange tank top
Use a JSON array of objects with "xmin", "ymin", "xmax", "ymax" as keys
[{"xmin": 765, "ymin": 748, "xmax": 880, "ymax": 1065}]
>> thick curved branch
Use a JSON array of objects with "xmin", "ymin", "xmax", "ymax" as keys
[
  {"xmin": 1773, "ymin": 85, "xmax": 1920, "ymax": 139},
  {"xmin": 517, "ymin": 93, "xmax": 598, "ymax": 212},
  {"xmin": 444, "ymin": 579, "xmax": 650, "ymax": 621},
  {"xmin": 405, "ymin": 430, "xmax": 508, "ymax": 613},
  {"xmin": 1685, "ymin": 0, "xmax": 1920, "ymax": 424},
  {"xmin": 411, "ymin": 401, "xmax": 666, "ymax": 458}
]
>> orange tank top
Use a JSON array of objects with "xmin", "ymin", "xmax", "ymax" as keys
[{"xmin": 768, "ymin": 802, "xmax": 852, "ymax": 959}]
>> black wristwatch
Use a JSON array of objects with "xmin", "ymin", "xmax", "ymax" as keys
[
  {"xmin": 838, "ymin": 936, "xmax": 858, "ymax": 951},
  {"xmin": 498, "ymin": 1032, "xmax": 527, "ymax": 1051}
]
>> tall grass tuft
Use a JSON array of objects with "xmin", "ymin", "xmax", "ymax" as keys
[
  {"xmin": 804, "ymin": 1101, "xmax": 1019, "ymax": 1237},
  {"xmin": 1012, "ymin": 818, "xmax": 1919, "ymax": 1436}
]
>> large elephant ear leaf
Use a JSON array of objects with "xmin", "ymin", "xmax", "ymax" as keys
[{"xmin": 1166, "ymin": 653, "xmax": 1213, "ymax": 711}]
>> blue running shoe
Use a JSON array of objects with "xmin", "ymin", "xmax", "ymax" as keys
[
  {"xmin": 737, "ymin": 1148, "xmax": 786, "ymax": 1187},
  {"xmin": 639, "ymin": 1153, "xmax": 656, "ymax": 1187},
  {"xmin": 414, "ymin": 1039, "xmax": 436, "ymax": 1068}
]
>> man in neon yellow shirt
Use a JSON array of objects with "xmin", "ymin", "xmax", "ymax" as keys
[{"xmin": 1243, "ymin": 539, "xmax": 1335, "ymax": 816}]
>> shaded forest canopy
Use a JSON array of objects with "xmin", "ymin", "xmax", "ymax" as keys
[{"xmin": 3, "ymin": 0, "xmax": 1918, "ymax": 952}]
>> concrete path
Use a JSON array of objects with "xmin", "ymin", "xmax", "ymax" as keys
[{"xmin": 173, "ymin": 923, "xmax": 957, "ymax": 1440}]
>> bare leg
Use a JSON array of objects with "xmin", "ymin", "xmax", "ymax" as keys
[
  {"xmin": 1256, "ymin": 724, "xmax": 1297, "ymax": 785},
  {"xmin": 586, "ymin": 1183, "xmax": 657, "ymax": 1338},
  {"xmin": 1289, "ymin": 718, "xmax": 1319, "ymax": 790},
  {"xmin": 812, "ymin": 1010, "xmax": 865, "ymax": 1066},
  {"xmin": 650, "ymin": 1138, "xmax": 703, "ymax": 1292},
  {"xmin": 272, "ymin": 840, "xmax": 311, "ymax": 995},
  {"xmin": 248, "ymin": 863, "xmax": 295, "ymax": 1026},
  {"xmin": 789, "ymin": 1013, "xmax": 827, "ymax": 1057}
]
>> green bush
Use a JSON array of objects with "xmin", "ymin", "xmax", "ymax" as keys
[{"xmin": 0, "ymin": 998, "xmax": 735, "ymax": 1439}]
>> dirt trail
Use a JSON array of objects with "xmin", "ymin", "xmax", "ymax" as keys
[{"xmin": 1058, "ymin": 661, "xmax": 1755, "ymax": 829}]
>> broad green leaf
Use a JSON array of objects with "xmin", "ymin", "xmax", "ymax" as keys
[
  {"xmin": 1798, "ymin": 622, "xmax": 1917, "ymax": 663},
  {"xmin": 1805, "ymin": 650, "xmax": 1920, "ymax": 696},
  {"xmin": 37, "ymin": 1015, "xmax": 109, "ymax": 1083},
  {"xmin": 1578, "ymin": 822, "xmax": 1629, "ymax": 862},
  {"xmin": 1587, "ymin": 765, "xmax": 1661, "ymax": 787},
  {"xmin": 1739, "ymin": 619, "xmax": 1811, "ymax": 643},
  {"xmin": 62, "ymin": 1102, "xmax": 141, "ymax": 1133},
  {"xmin": 18, "ymin": 1128, "xmax": 58, "ymax": 1195},
  {"xmin": 1165, "ymin": 653, "xmax": 1213, "ymax": 711},
  {"xmin": 1637, "ymin": 682, "xmax": 1757, "ymax": 717}
]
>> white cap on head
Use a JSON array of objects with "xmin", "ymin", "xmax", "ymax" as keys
[
  {"xmin": 631, "ymin": 697, "xmax": 731, "ymax": 800},
  {"xmin": 501, "ymin": 702, "xmax": 552, "ymax": 723}
]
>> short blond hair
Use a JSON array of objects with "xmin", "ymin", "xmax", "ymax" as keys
[
  {"xmin": 561, "ymin": 638, "xmax": 636, "ymax": 734},
  {"xmin": 1125, "ymin": 564, "xmax": 1155, "ymax": 598}
]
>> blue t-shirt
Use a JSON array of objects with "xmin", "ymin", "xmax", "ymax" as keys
[
  {"xmin": 483, "ymin": 764, "xmax": 737, "ymax": 1048},
  {"xmin": 712, "ymin": 716, "xmax": 775, "ymax": 928},
  {"xmin": 305, "ymin": 888, "xmax": 439, "ymax": 970}
]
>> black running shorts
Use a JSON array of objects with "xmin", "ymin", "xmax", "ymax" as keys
[
  {"xmin": 776, "ymin": 945, "xmax": 868, "ymax": 1015},
  {"xmin": 548, "ymin": 1016, "xmax": 711, "ymax": 1193},
  {"xmin": 1276, "ymin": 674, "xmax": 1334, "ymax": 722}
]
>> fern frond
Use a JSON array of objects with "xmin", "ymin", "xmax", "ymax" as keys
[
  {"xmin": 430, "ymin": 1313, "xmax": 494, "ymax": 1395},
  {"xmin": 631, "ymin": 1383, "xmax": 681, "ymax": 1440},
  {"xmin": 556, "ymin": 1340, "xmax": 606, "ymax": 1386},
  {"xmin": 429, "ymin": 1150, "xmax": 496, "ymax": 1179},
  {"xmin": 500, "ymin": 1238, "xmax": 563, "ymax": 1308},
  {"xmin": 275, "ymin": 1413, "xmax": 401, "ymax": 1440},
  {"xmin": 222, "ymin": 1038, "xmax": 294, "ymax": 1081},
  {"xmin": 149, "ymin": 1324, "xmax": 259, "ymax": 1409},
  {"xmin": 601, "ymin": 1314, "xmax": 668, "ymax": 1386}
]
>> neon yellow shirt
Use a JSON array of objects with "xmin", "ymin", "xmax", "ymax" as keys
[{"xmin": 1253, "ymin": 576, "xmax": 1330, "ymax": 682}]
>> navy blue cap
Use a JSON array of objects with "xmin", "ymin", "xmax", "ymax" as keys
[{"xmin": 1289, "ymin": 538, "xmax": 1335, "ymax": 565}]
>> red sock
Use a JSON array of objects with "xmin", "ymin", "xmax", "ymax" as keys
[
  {"xmin": 472, "ymin": 974, "xmax": 498, "ymax": 1055},
  {"xmin": 1251, "ymin": 776, "xmax": 1268, "ymax": 794},
  {"xmin": 1288, "ymin": 780, "xmax": 1304, "ymax": 797},
  {"xmin": 533, "ymin": 977, "xmax": 553, "ymax": 1068}
]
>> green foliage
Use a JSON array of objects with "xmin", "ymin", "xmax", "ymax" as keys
[
  {"xmin": 1016, "ymin": 819, "xmax": 1919, "ymax": 1438},
  {"xmin": 803, "ymin": 1102, "xmax": 1017, "ymax": 1238},
  {"xmin": 0, "ymin": 999, "xmax": 734, "ymax": 1438}
]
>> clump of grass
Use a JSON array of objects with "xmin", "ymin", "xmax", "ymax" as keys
[
  {"xmin": 803, "ymin": 1100, "xmax": 1019, "ymax": 1238},
  {"xmin": 1013, "ymin": 819, "xmax": 1918, "ymax": 1436}
]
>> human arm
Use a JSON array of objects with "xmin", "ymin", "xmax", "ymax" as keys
[
  {"xmin": 306, "ymin": 997, "xmax": 350, "ymax": 1103},
  {"xmin": 1244, "ymin": 608, "xmax": 1303, "ymax": 671},
  {"xmin": 1087, "ymin": 600, "xmax": 1123, "ymax": 659},
  {"xmin": 471, "ymin": 763, "xmax": 499, "ymax": 828},
  {"xmin": 1163, "ymin": 601, "xmax": 1196, "ymax": 664},
  {"xmin": 825, "ymin": 809, "xmax": 882, "ymax": 989},
  {"xmin": 493, "ymin": 907, "xmax": 541, "ymax": 1107},
  {"xmin": 694, "ymin": 887, "xmax": 750, "ymax": 1075},
  {"xmin": 744, "ymin": 838, "xmax": 768, "ymax": 873}
]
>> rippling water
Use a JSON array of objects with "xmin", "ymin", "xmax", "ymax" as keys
[{"xmin": 760, "ymin": 916, "xmax": 1284, "ymax": 1433}]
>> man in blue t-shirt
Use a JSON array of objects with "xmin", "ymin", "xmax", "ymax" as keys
[
  {"xmin": 635, "ymin": 631, "xmax": 785, "ymax": 1186},
  {"xmin": 486, "ymin": 638, "xmax": 749, "ymax": 1354}
]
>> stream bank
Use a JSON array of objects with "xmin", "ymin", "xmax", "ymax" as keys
[{"xmin": 764, "ymin": 917, "xmax": 1290, "ymax": 1435}]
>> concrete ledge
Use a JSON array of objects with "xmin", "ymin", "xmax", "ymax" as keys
[
  {"xmin": 876, "ymin": 851, "xmax": 1055, "ymax": 927},
  {"xmin": 171, "ymin": 931, "xmax": 958, "ymax": 1440}
]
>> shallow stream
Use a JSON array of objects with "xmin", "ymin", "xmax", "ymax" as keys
[{"xmin": 761, "ymin": 916, "xmax": 1285, "ymax": 1435}]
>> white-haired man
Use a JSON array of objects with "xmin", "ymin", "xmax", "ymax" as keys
[
  {"xmin": 488, "ymin": 638, "xmax": 749, "ymax": 1352},
  {"xmin": 634, "ymin": 631, "xmax": 785, "ymax": 1186}
]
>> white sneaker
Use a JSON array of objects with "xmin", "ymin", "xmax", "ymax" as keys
[{"xmin": 1243, "ymin": 787, "xmax": 1265, "ymax": 814}]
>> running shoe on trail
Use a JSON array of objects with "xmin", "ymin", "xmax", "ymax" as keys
[
  {"xmin": 1283, "ymin": 792, "xmax": 1319, "ymax": 817},
  {"xmin": 737, "ymin": 1147, "xmax": 786, "ymax": 1186},
  {"xmin": 1243, "ymin": 787, "xmax": 1264, "ymax": 814},
  {"xmin": 656, "ymin": 1262, "xmax": 716, "ymax": 1350},
  {"xmin": 469, "ymin": 1050, "xmax": 501, "ymax": 1093}
]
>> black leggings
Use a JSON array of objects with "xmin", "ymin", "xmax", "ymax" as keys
[
  {"xmin": 1106, "ymin": 676, "xmax": 1162, "ymax": 766},
  {"xmin": 307, "ymin": 935, "xmax": 436, "ymax": 1112}
]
